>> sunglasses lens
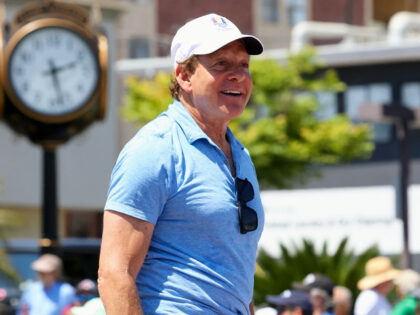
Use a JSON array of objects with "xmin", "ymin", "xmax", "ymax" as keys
[
  {"xmin": 276, "ymin": 306, "xmax": 286, "ymax": 313},
  {"xmin": 235, "ymin": 178, "xmax": 254, "ymax": 202},
  {"xmin": 239, "ymin": 204, "xmax": 258, "ymax": 233}
]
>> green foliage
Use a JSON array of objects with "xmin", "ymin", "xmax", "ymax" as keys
[
  {"xmin": 122, "ymin": 48, "xmax": 374, "ymax": 188},
  {"xmin": 231, "ymin": 48, "xmax": 374, "ymax": 188},
  {"xmin": 253, "ymin": 238, "xmax": 380, "ymax": 307},
  {"xmin": 0, "ymin": 178, "xmax": 23, "ymax": 282},
  {"xmin": 122, "ymin": 73, "xmax": 173, "ymax": 125}
]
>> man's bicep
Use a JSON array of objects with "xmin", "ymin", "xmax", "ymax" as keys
[{"xmin": 99, "ymin": 210, "xmax": 155, "ymax": 278}]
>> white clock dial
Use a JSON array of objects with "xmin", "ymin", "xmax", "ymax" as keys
[{"xmin": 8, "ymin": 26, "xmax": 99, "ymax": 116}]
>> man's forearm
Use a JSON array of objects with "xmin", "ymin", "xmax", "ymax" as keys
[{"xmin": 98, "ymin": 273, "xmax": 143, "ymax": 315}]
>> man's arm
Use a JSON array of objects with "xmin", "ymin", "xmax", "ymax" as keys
[
  {"xmin": 250, "ymin": 301, "xmax": 255, "ymax": 315},
  {"xmin": 98, "ymin": 210, "xmax": 154, "ymax": 315}
]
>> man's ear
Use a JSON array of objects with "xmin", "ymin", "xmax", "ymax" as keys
[{"xmin": 175, "ymin": 64, "xmax": 193, "ymax": 94}]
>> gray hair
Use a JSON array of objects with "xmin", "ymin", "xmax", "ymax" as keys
[{"xmin": 395, "ymin": 269, "xmax": 420, "ymax": 295}]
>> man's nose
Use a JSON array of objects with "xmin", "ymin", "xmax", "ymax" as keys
[{"xmin": 227, "ymin": 66, "xmax": 248, "ymax": 82}]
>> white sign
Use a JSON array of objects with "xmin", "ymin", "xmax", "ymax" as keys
[{"xmin": 259, "ymin": 185, "xmax": 420, "ymax": 257}]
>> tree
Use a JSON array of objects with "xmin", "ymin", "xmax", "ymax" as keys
[
  {"xmin": 122, "ymin": 48, "xmax": 373, "ymax": 188},
  {"xmin": 253, "ymin": 238, "xmax": 380, "ymax": 306}
]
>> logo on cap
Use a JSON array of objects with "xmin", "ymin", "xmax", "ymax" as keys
[{"xmin": 211, "ymin": 16, "xmax": 230, "ymax": 29}]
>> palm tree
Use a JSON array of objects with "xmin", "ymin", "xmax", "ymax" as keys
[
  {"xmin": 0, "ymin": 177, "xmax": 24, "ymax": 283},
  {"xmin": 253, "ymin": 237, "xmax": 380, "ymax": 306}
]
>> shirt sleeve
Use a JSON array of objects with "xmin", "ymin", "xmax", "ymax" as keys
[
  {"xmin": 60, "ymin": 283, "xmax": 76, "ymax": 310},
  {"xmin": 16, "ymin": 285, "xmax": 31, "ymax": 315},
  {"xmin": 105, "ymin": 131, "xmax": 175, "ymax": 224}
]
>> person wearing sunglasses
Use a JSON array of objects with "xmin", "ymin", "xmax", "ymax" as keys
[{"xmin": 99, "ymin": 12, "xmax": 264, "ymax": 315}]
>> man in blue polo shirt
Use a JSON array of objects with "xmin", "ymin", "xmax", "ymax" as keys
[{"xmin": 98, "ymin": 13, "xmax": 264, "ymax": 315}]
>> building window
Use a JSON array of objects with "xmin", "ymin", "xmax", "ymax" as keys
[
  {"xmin": 345, "ymin": 83, "xmax": 392, "ymax": 143},
  {"xmin": 129, "ymin": 38, "xmax": 150, "ymax": 58},
  {"xmin": 261, "ymin": 0, "xmax": 279, "ymax": 23},
  {"xmin": 402, "ymin": 82, "xmax": 420, "ymax": 109},
  {"xmin": 286, "ymin": 0, "xmax": 306, "ymax": 26},
  {"xmin": 315, "ymin": 92, "xmax": 337, "ymax": 120}
]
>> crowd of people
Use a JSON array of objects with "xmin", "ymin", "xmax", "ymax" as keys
[
  {"xmin": 13, "ymin": 253, "xmax": 420, "ymax": 315},
  {"xmin": 15, "ymin": 254, "xmax": 105, "ymax": 315},
  {"xmin": 256, "ymin": 256, "xmax": 420, "ymax": 315}
]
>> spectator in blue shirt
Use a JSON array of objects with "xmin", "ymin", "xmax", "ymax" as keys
[{"xmin": 17, "ymin": 254, "xmax": 75, "ymax": 315}]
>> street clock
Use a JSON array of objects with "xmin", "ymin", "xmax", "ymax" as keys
[
  {"xmin": 1, "ymin": 0, "xmax": 107, "ymax": 145},
  {"xmin": 0, "ymin": 0, "xmax": 109, "ymax": 254},
  {"xmin": 5, "ymin": 19, "xmax": 100, "ymax": 123}
]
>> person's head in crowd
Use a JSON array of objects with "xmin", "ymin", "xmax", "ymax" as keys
[
  {"xmin": 31, "ymin": 253, "xmax": 62, "ymax": 288},
  {"xmin": 357, "ymin": 256, "xmax": 401, "ymax": 295},
  {"xmin": 394, "ymin": 269, "xmax": 420, "ymax": 299},
  {"xmin": 293, "ymin": 273, "xmax": 334, "ymax": 314},
  {"xmin": 75, "ymin": 279, "xmax": 98, "ymax": 306},
  {"xmin": 267, "ymin": 290, "xmax": 313, "ymax": 315},
  {"xmin": 333, "ymin": 285, "xmax": 353, "ymax": 315}
]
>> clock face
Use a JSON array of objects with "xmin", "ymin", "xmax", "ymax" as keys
[{"xmin": 8, "ymin": 26, "xmax": 99, "ymax": 117}]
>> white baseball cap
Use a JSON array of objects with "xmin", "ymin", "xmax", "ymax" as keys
[{"xmin": 170, "ymin": 13, "xmax": 263, "ymax": 70}]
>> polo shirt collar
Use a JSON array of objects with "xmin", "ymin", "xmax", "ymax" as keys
[
  {"xmin": 168, "ymin": 100, "xmax": 208, "ymax": 144},
  {"xmin": 168, "ymin": 100, "xmax": 244, "ymax": 151}
]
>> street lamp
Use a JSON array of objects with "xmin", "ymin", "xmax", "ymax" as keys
[{"xmin": 359, "ymin": 102, "xmax": 417, "ymax": 268}]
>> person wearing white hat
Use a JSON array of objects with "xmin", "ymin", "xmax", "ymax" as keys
[
  {"xmin": 391, "ymin": 269, "xmax": 420, "ymax": 315},
  {"xmin": 354, "ymin": 256, "xmax": 401, "ymax": 315},
  {"xmin": 99, "ymin": 13, "xmax": 264, "ymax": 315},
  {"xmin": 17, "ymin": 254, "xmax": 76, "ymax": 315}
]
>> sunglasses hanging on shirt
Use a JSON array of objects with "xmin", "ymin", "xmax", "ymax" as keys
[{"xmin": 235, "ymin": 177, "xmax": 258, "ymax": 234}]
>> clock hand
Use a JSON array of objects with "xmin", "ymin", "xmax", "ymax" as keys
[
  {"xmin": 54, "ymin": 61, "xmax": 77, "ymax": 73},
  {"xmin": 48, "ymin": 59, "xmax": 65, "ymax": 106},
  {"xmin": 42, "ymin": 61, "xmax": 77, "ymax": 76}
]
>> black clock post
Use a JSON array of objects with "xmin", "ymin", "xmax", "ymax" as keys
[{"xmin": 41, "ymin": 147, "xmax": 59, "ymax": 254}]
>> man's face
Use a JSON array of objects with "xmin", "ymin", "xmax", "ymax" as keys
[
  {"xmin": 38, "ymin": 271, "xmax": 56, "ymax": 288},
  {"xmin": 187, "ymin": 40, "xmax": 252, "ymax": 125}
]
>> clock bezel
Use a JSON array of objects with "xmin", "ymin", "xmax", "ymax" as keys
[
  {"xmin": 3, "ymin": 18, "xmax": 102, "ymax": 124},
  {"xmin": 0, "ymin": 25, "xmax": 4, "ymax": 119}
]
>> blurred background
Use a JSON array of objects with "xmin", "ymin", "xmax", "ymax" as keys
[{"xmin": 1, "ymin": 0, "xmax": 420, "ymax": 312}]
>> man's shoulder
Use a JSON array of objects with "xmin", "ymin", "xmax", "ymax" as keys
[
  {"xmin": 127, "ymin": 114, "xmax": 178, "ymax": 149},
  {"xmin": 355, "ymin": 290, "xmax": 381, "ymax": 311},
  {"xmin": 56, "ymin": 281, "xmax": 75, "ymax": 294},
  {"xmin": 357, "ymin": 289, "xmax": 380, "ymax": 300},
  {"xmin": 140, "ymin": 113, "xmax": 175, "ymax": 137},
  {"xmin": 23, "ymin": 281, "xmax": 42, "ymax": 293}
]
